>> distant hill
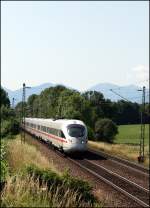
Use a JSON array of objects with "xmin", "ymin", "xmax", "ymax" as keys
[
  {"xmin": 3, "ymin": 83, "xmax": 54, "ymax": 105},
  {"xmin": 88, "ymin": 83, "xmax": 149, "ymax": 103},
  {"xmin": 3, "ymin": 82, "xmax": 149, "ymax": 105}
]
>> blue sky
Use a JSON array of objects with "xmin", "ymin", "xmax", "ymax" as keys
[{"xmin": 2, "ymin": 1, "xmax": 149, "ymax": 91}]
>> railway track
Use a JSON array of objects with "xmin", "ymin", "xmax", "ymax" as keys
[
  {"xmin": 54, "ymin": 149, "xmax": 150, "ymax": 207},
  {"xmin": 67, "ymin": 157, "xmax": 149, "ymax": 207},
  {"xmin": 25, "ymin": 133, "xmax": 150, "ymax": 207},
  {"xmin": 88, "ymin": 147, "xmax": 149, "ymax": 175}
]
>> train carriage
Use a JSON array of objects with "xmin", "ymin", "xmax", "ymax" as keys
[{"xmin": 23, "ymin": 118, "xmax": 88, "ymax": 153}]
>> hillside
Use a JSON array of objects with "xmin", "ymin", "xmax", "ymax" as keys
[
  {"xmin": 3, "ymin": 83, "xmax": 149, "ymax": 104},
  {"xmin": 89, "ymin": 83, "xmax": 149, "ymax": 103}
]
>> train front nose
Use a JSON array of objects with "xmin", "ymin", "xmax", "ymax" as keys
[
  {"xmin": 64, "ymin": 124, "xmax": 87, "ymax": 153},
  {"xmin": 64, "ymin": 137, "xmax": 87, "ymax": 153}
]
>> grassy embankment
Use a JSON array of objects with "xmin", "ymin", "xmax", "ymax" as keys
[
  {"xmin": 1, "ymin": 135, "xmax": 100, "ymax": 207},
  {"xmin": 88, "ymin": 124, "xmax": 149, "ymax": 167}
]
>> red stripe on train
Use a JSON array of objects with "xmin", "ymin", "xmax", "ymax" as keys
[{"xmin": 24, "ymin": 126, "xmax": 67, "ymax": 143}]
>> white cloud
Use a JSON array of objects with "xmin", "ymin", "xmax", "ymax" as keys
[{"xmin": 132, "ymin": 65, "xmax": 149, "ymax": 87}]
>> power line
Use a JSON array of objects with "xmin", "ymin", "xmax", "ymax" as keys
[{"xmin": 109, "ymin": 89, "xmax": 131, "ymax": 102}]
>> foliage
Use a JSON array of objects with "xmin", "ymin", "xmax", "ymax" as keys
[
  {"xmin": 0, "ymin": 142, "xmax": 9, "ymax": 183},
  {"xmin": 1, "ymin": 136, "xmax": 100, "ymax": 207},
  {"xmin": 1, "ymin": 173, "xmax": 99, "ymax": 208},
  {"xmin": 25, "ymin": 165, "xmax": 96, "ymax": 204},
  {"xmin": 95, "ymin": 119, "xmax": 118, "ymax": 143},
  {"xmin": 1, "ymin": 87, "xmax": 20, "ymax": 138},
  {"xmin": 0, "ymin": 88, "xmax": 10, "ymax": 107},
  {"xmin": 112, "ymin": 100, "xmax": 140, "ymax": 125},
  {"xmin": 1, "ymin": 117, "xmax": 19, "ymax": 138},
  {"xmin": 14, "ymin": 85, "xmax": 146, "ymax": 142},
  {"xmin": 87, "ymin": 126, "xmax": 95, "ymax": 140}
]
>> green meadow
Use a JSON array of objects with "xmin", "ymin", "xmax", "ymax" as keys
[
  {"xmin": 115, "ymin": 124, "xmax": 149, "ymax": 145},
  {"xmin": 89, "ymin": 124, "xmax": 149, "ymax": 167}
]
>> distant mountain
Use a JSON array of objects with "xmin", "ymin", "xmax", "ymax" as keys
[
  {"xmin": 3, "ymin": 82, "xmax": 149, "ymax": 105},
  {"xmin": 3, "ymin": 83, "xmax": 55, "ymax": 105},
  {"xmin": 89, "ymin": 83, "xmax": 149, "ymax": 103}
]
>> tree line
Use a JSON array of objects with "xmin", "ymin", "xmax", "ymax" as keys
[
  {"xmin": 1, "ymin": 87, "xmax": 19, "ymax": 138},
  {"xmin": 14, "ymin": 85, "xmax": 149, "ymax": 142},
  {"xmin": 1, "ymin": 85, "xmax": 149, "ymax": 141}
]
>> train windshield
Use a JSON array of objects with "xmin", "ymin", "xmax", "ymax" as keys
[{"xmin": 67, "ymin": 124, "xmax": 85, "ymax": 137}]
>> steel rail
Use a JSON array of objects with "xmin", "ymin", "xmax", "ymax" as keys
[
  {"xmin": 52, "ymin": 148, "xmax": 149, "ymax": 207},
  {"xmin": 26, "ymin": 133, "xmax": 149, "ymax": 207},
  {"xmin": 88, "ymin": 148, "xmax": 149, "ymax": 175},
  {"xmin": 84, "ymin": 159, "xmax": 149, "ymax": 193},
  {"xmin": 67, "ymin": 157, "xmax": 149, "ymax": 208}
]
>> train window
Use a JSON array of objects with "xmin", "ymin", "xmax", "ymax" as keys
[
  {"xmin": 47, "ymin": 127, "xmax": 50, "ymax": 133},
  {"xmin": 55, "ymin": 129, "xmax": 58, "ymax": 136},
  {"xmin": 67, "ymin": 125, "xmax": 85, "ymax": 137},
  {"xmin": 55, "ymin": 129, "xmax": 59, "ymax": 136},
  {"xmin": 42, "ymin": 126, "xmax": 46, "ymax": 132},
  {"xmin": 60, "ymin": 131, "xmax": 66, "ymax": 139},
  {"xmin": 54, "ymin": 129, "xmax": 56, "ymax": 135},
  {"xmin": 51, "ymin": 128, "xmax": 54, "ymax": 135}
]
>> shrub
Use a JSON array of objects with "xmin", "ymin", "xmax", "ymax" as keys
[
  {"xmin": 87, "ymin": 126, "xmax": 95, "ymax": 140},
  {"xmin": 25, "ymin": 165, "xmax": 96, "ymax": 205},
  {"xmin": 1, "ymin": 120, "xmax": 11, "ymax": 138},
  {"xmin": 0, "ymin": 142, "xmax": 9, "ymax": 184},
  {"xmin": 9, "ymin": 119, "xmax": 20, "ymax": 135},
  {"xmin": 1, "ymin": 119, "xmax": 19, "ymax": 138},
  {"xmin": 95, "ymin": 118, "xmax": 118, "ymax": 143},
  {"xmin": 1, "ymin": 174, "xmax": 98, "ymax": 207}
]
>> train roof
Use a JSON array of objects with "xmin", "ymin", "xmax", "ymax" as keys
[{"xmin": 25, "ymin": 117, "xmax": 86, "ymax": 129}]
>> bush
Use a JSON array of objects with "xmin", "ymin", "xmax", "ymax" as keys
[
  {"xmin": 0, "ymin": 142, "xmax": 9, "ymax": 184},
  {"xmin": 1, "ymin": 119, "xmax": 19, "ymax": 138},
  {"xmin": 25, "ymin": 165, "xmax": 96, "ymax": 204},
  {"xmin": 87, "ymin": 126, "xmax": 95, "ymax": 140},
  {"xmin": 1, "ymin": 120, "xmax": 11, "ymax": 138},
  {"xmin": 95, "ymin": 118, "xmax": 118, "ymax": 143},
  {"xmin": 1, "ymin": 173, "xmax": 99, "ymax": 208},
  {"xmin": 9, "ymin": 119, "xmax": 20, "ymax": 135}
]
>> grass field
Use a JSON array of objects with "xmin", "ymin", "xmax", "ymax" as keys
[
  {"xmin": 89, "ymin": 124, "xmax": 149, "ymax": 167},
  {"xmin": 2, "ymin": 135, "xmax": 99, "ymax": 207},
  {"xmin": 115, "ymin": 124, "xmax": 149, "ymax": 145}
]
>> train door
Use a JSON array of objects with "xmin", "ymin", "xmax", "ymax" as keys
[{"xmin": 59, "ymin": 130, "xmax": 66, "ymax": 151}]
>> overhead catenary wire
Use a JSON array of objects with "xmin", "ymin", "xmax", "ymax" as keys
[{"xmin": 109, "ymin": 89, "xmax": 131, "ymax": 102}]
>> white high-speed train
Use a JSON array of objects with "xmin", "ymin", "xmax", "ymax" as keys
[{"xmin": 23, "ymin": 118, "xmax": 88, "ymax": 153}]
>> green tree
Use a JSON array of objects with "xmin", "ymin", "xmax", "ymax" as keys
[
  {"xmin": 95, "ymin": 118, "xmax": 118, "ymax": 143},
  {"xmin": 1, "ymin": 87, "xmax": 19, "ymax": 138},
  {"xmin": 27, "ymin": 94, "xmax": 38, "ymax": 117},
  {"xmin": 114, "ymin": 100, "xmax": 140, "ymax": 125},
  {"xmin": 0, "ymin": 87, "xmax": 10, "ymax": 107}
]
